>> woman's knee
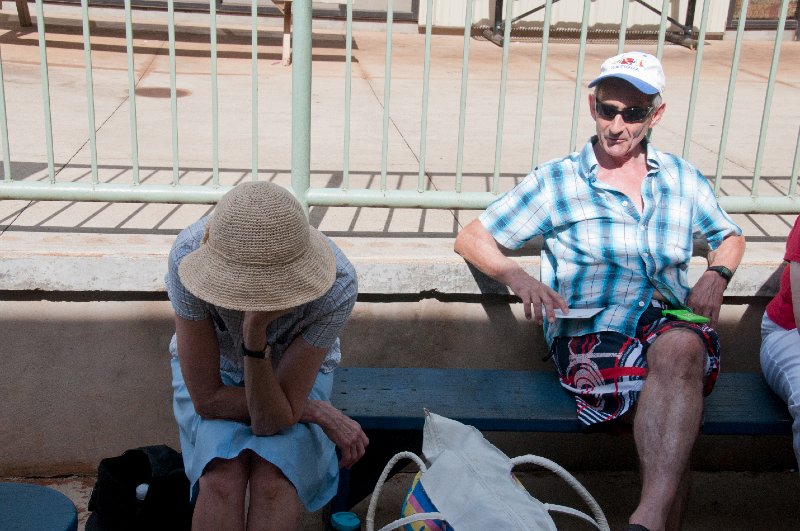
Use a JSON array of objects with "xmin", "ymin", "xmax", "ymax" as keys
[
  {"xmin": 199, "ymin": 452, "xmax": 250, "ymax": 501},
  {"xmin": 248, "ymin": 454, "xmax": 298, "ymax": 503}
]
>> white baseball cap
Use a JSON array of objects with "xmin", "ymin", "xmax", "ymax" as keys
[{"xmin": 588, "ymin": 51, "xmax": 665, "ymax": 95}]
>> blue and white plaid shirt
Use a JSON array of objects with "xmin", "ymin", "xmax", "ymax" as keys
[
  {"xmin": 165, "ymin": 216, "xmax": 358, "ymax": 377},
  {"xmin": 480, "ymin": 137, "xmax": 742, "ymax": 346}
]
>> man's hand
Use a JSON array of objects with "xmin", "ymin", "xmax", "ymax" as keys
[
  {"xmin": 305, "ymin": 400, "xmax": 368, "ymax": 468},
  {"xmin": 686, "ymin": 272, "xmax": 727, "ymax": 327},
  {"xmin": 505, "ymin": 269, "xmax": 568, "ymax": 324}
]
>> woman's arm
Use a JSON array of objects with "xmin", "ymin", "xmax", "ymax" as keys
[
  {"xmin": 242, "ymin": 311, "xmax": 329, "ymax": 436},
  {"xmin": 175, "ymin": 315, "xmax": 249, "ymax": 422}
]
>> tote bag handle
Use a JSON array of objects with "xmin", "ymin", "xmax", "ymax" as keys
[
  {"xmin": 365, "ymin": 451, "xmax": 444, "ymax": 531},
  {"xmin": 510, "ymin": 455, "xmax": 610, "ymax": 531}
]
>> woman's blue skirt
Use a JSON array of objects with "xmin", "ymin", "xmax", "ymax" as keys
[{"xmin": 170, "ymin": 356, "xmax": 339, "ymax": 512}]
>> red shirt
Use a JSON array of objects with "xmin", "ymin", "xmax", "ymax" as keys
[{"xmin": 766, "ymin": 215, "xmax": 800, "ymax": 330}]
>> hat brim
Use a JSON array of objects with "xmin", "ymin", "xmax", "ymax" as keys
[
  {"xmin": 588, "ymin": 73, "xmax": 660, "ymax": 95},
  {"xmin": 178, "ymin": 227, "xmax": 336, "ymax": 312}
]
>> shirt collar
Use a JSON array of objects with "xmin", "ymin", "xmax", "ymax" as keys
[
  {"xmin": 643, "ymin": 138, "xmax": 660, "ymax": 172},
  {"xmin": 579, "ymin": 137, "xmax": 600, "ymax": 181},
  {"xmin": 580, "ymin": 136, "xmax": 661, "ymax": 181}
]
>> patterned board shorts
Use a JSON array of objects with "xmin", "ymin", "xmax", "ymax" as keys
[{"xmin": 549, "ymin": 301, "xmax": 721, "ymax": 427}]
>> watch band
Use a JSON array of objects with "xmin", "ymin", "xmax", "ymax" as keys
[
  {"xmin": 241, "ymin": 342, "xmax": 270, "ymax": 359},
  {"xmin": 706, "ymin": 265, "xmax": 733, "ymax": 283}
]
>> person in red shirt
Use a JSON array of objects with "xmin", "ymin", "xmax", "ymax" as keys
[{"xmin": 761, "ymin": 214, "xmax": 800, "ymax": 471}]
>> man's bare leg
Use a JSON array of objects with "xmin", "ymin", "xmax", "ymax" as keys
[
  {"xmin": 629, "ymin": 329, "xmax": 705, "ymax": 531},
  {"xmin": 664, "ymin": 467, "xmax": 691, "ymax": 531}
]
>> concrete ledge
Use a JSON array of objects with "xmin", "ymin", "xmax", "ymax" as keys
[{"xmin": 0, "ymin": 232, "xmax": 786, "ymax": 297}]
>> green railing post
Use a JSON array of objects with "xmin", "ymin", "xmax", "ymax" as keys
[
  {"xmin": 291, "ymin": 0, "xmax": 312, "ymax": 211},
  {"xmin": 35, "ymin": 0, "xmax": 55, "ymax": 182},
  {"xmin": 0, "ymin": 46, "xmax": 11, "ymax": 181}
]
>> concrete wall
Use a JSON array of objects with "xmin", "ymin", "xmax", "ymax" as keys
[
  {"xmin": 0, "ymin": 226, "xmax": 793, "ymax": 475},
  {"xmin": 1, "ymin": 293, "xmax": 792, "ymax": 476}
]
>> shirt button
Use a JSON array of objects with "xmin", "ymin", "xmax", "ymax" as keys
[
  {"xmin": 622, "ymin": 201, "xmax": 629, "ymax": 206},
  {"xmin": 638, "ymin": 301, "xmax": 645, "ymax": 307}
]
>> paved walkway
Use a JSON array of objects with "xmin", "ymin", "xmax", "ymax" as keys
[
  {"xmin": 1, "ymin": 5, "xmax": 799, "ymax": 240},
  {"xmin": 1, "ymin": 5, "xmax": 799, "ymax": 296}
]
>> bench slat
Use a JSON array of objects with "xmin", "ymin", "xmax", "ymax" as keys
[
  {"xmin": 703, "ymin": 372, "xmax": 792, "ymax": 435},
  {"xmin": 332, "ymin": 368, "xmax": 792, "ymax": 436}
]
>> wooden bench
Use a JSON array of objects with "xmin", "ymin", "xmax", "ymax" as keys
[
  {"xmin": 3, "ymin": 0, "xmax": 32, "ymax": 27},
  {"xmin": 4, "ymin": 1, "xmax": 329, "ymax": 66},
  {"xmin": 271, "ymin": 0, "xmax": 343, "ymax": 66},
  {"xmin": 331, "ymin": 368, "xmax": 792, "ymax": 436},
  {"xmin": 328, "ymin": 367, "xmax": 792, "ymax": 509}
]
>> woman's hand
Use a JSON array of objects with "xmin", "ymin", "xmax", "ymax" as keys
[
  {"xmin": 242, "ymin": 309, "xmax": 293, "ymax": 351},
  {"xmin": 304, "ymin": 401, "xmax": 369, "ymax": 468}
]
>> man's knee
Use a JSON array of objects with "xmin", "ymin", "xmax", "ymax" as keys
[{"xmin": 647, "ymin": 329, "xmax": 706, "ymax": 378}]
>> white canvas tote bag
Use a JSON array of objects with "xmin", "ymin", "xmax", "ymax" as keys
[{"xmin": 366, "ymin": 411, "xmax": 609, "ymax": 531}]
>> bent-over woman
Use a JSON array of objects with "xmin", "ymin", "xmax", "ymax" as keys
[{"xmin": 165, "ymin": 181, "xmax": 369, "ymax": 530}]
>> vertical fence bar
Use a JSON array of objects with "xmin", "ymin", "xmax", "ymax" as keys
[
  {"xmin": 380, "ymin": 0, "xmax": 394, "ymax": 189},
  {"xmin": 123, "ymin": 0, "xmax": 140, "ymax": 185},
  {"xmin": 790, "ymin": 126, "xmax": 800, "ymax": 196},
  {"xmin": 655, "ymin": 0, "xmax": 669, "ymax": 60},
  {"xmin": 80, "ymin": 0, "xmax": 99, "ymax": 184},
  {"xmin": 418, "ymin": 0, "xmax": 433, "ymax": 192},
  {"xmin": 491, "ymin": 0, "xmax": 514, "ymax": 189},
  {"xmin": 713, "ymin": 0, "xmax": 748, "ymax": 193},
  {"xmin": 531, "ymin": 0, "xmax": 551, "ymax": 170},
  {"xmin": 617, "ymin": 0, "xmax": 630, "ymax": 54},
  {"xmin": 250, "ymin": 0, "xmax": 259, "ymax": 180},
  {"xmin": 210, "ymin": 0, "xmax": 219, "ymax": 185},
  {"xmin": 0, "ymin": 47, "xmax": 12, "ymax": 180},
  {"xmin": 751, "ymin": 0, "xmax": 791, "ymax": 196},
  {"xmin": 291, "ymin": 0, "xmax": 312, "ymax": 209},
  {"xmin": 168, "ymin": 0, "xmax": 180, "ymax": 185},
  {"xmin": 569, "ymin": 0, "xmax": 591, "ymax": 153},
  {"xmin": 455, "ymin": 0, "xmax": 474, "ymax": 192},
  {"xmin": 681, "ymin": 0, "xmax": 710, "ymax": 159},
  {"xmin": 343, "ymin": 0, "xmax": 353, "ymax": 190},
  {"xmin": 34, "ymin": 0, "xmax": 55, "ymax": 182}
]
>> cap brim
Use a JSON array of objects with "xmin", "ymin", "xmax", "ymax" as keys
[
  {"xmin": 588, "ymin": 73, "xmax": 660, "ymax": 95},
  {"xmin": 178, "ymin": 227, "xmax": 336, "ymax": 312}
]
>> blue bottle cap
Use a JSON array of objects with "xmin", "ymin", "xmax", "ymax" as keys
[{"xmin": 331, "ymin": 511, "xmax": 361, "ymax": 531}]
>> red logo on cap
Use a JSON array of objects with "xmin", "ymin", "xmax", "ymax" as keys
[{"xmin": 620, "ymin": 57, "xmax": 635, "ymax": 65}]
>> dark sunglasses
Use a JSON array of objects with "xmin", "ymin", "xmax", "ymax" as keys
[{"xmin": 595, "ymin": 101, "xmax": 654, "ymax": 123}]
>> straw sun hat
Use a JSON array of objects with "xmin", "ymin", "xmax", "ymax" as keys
[{"xmin": 178, "ymin": 181, "xmax": 336, "ymax": 311}]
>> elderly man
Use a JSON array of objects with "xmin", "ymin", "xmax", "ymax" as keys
[{"xmin": 455, "ymin": 52, "xmax": 745, "ymax": 531}]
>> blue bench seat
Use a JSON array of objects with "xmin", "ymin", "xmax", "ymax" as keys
[
  {"xmin": 327, "ymin": 367, "xmax": 792, "ymax": 512},
  {"xmin": 331, "ymin": 367, "xmax": 792, "ymax": 436}
]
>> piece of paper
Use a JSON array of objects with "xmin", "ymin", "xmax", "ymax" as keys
[{"xmin": 551, "ymin": 307, "xmax": 604, "ymax": 319}]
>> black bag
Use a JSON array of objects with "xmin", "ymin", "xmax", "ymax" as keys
[{"xmin": 86, "ymin": 445, "xmax": 192, "ymax": 531}]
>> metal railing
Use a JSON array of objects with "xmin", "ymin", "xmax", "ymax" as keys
[{"xmin": 0, "ymin": 0, "xmax": 798, "ymax": 213}]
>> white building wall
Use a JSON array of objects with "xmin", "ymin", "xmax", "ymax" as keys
[{"xmin": 417, "ymin": 0, "xmax": 730, "ymax": 35}]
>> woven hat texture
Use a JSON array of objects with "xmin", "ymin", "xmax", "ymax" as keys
[{"xmin": 178, "ymin": 181, "xmax": 335, "ymax": 311}]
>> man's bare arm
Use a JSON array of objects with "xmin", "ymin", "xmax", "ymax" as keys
[{"xmin": 454, "ymin": 219, "xmax": 567, "ymax": 324}]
